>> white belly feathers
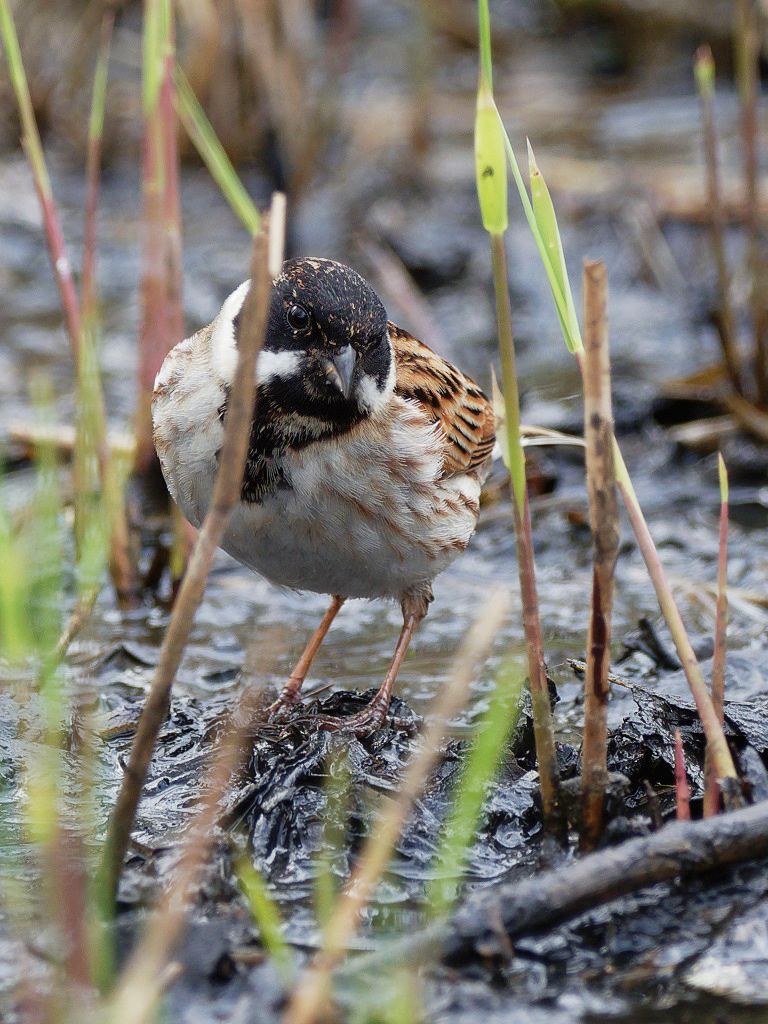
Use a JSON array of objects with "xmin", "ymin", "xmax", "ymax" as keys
[{"xmin": 153, "ymin": 358, "xmax": 481, "ymax": 601}]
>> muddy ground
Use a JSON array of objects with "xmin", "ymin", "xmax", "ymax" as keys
[{"xmin": 1, "ymin": 2, "xmax": 768, "ymax": 1021}]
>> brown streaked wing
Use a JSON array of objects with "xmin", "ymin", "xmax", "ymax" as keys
[{"xmin": 390, "ymin": 323, "xmax": 495, "ymax": 478}]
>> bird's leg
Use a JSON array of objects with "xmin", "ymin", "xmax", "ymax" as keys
[
  {"xmin": 267, "ymin": 595, "xmax": 345, "ymax": 715},
  {"xmin": 314, "ymin": 589, "xmax": 430, "ymax": 736}
]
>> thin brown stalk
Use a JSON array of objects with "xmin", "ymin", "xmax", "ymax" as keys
[
  {"xmin": 108, "ymin": 682, "xmax": 266, "ymax": 1024},
  {"xmin": 711, "ymin": 455, "xmax": 729, "ymax": 722},
  {"xmin": 159, "ymin": 48, "xmax": 184, "ymax": 364},
  {"xmin": 674, "ymin": 729, "xmax": 691, "ymax": 821},
  {"xmin": 579, "ymin": 260, "xmax": 619, "ymax": 852},
  {"xmin": 54, "ymin": 587, "xmax": 100, "ymax": 662},
  {"xmin": 735, "ymin": 0, "xmax": 768, "ymax": 404},
  {"xmin": 694, "ymin": 44, "xmax": 743, "ymax": 396},
  {"xmin": 613, "ymin": 459, "xmax": 740, "ymax": 804},
  {"xmin": 704, "ymin": 454, "xmax": 729, "ymax": 817},
  {"xmin": 284, "ymin": 592, "xmax": 510, "ymax": 1024},
  {"xmin": 490, "ymin": 232, "xmax": 565, "ymax": 843},
  {"xmin": 98, "ymin": 212, "xmax": 278, "ymax": 908}
]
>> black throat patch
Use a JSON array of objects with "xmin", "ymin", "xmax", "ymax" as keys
[{"xmin": 217, "ymin": 384, "xmax": 368, "ymax": 505}]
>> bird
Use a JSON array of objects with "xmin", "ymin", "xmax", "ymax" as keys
[{"xmin": 152, "ymin": 257, "xmax": 495, "ymax": 734}]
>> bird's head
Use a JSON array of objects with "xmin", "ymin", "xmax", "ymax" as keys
[{"xmin": 212, "ymin": 258, "xmax": 394, "ymax": 431}]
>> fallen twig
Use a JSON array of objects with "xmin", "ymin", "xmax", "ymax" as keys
[{"xmin": 346, "ymin": 798, "xmax": 768, "ymax": 973}]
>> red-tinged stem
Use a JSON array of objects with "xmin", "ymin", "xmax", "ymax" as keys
[
  {"xmin": 674, "ymin": 729, "xmax": 691, "ymax": 821},
  {"xmin": 31, "ymin": 172, "xmax": 82, "ymax": 357},
  {"xmin": 160, "ymin": 50, "xmax": 184, "ymax": 349},
  {"xmin": 136, "ymin": 109, "xmax": 168, "ymax": 476},
  {"xmin": 135, "ymin": 36, "xmax": 184, "ymax": 481},
  {"xmin": 52, "ymin": 824, "xmax": 91, "ymax": 988}
]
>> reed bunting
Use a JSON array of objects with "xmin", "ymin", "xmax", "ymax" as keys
[{"xmin": 152, "ymin": 258, "xmax": 495, "ymax": 734}]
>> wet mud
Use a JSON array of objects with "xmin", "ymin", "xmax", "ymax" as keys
[{"xmin": 1, "ymin": 1, "xmax": 768, "ymax": 1021}]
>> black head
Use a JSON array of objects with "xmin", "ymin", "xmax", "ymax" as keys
[{"xmin": 257, "ymin": 258, "xmax": 392, "ymax": 429}]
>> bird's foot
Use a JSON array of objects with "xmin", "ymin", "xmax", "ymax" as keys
[
  {"xmin": 264, "ymin": 680, "xmax": 304, "ymax": 722},
  {"xmin": 308, "ymin": 688, "xmax": 393, "ymax": 737}
]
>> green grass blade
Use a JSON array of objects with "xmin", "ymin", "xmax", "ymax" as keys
[
  {"xmin": 0, "ymin": 486, "xmax": 33, "ymax": 662},
  {"xmin": 427, "ymin": 662, "xmax": 524, "ymax": 918},
  {"xmin": 174, "ymin": 66, "xmax": 261, "ymax": 236},
  {"xmin": 500, "ymin": 130, "xmax": 584, "ymax": 354},
  {"xmin": 88, "ymin": 24, "xmax": 111, "ymax": 146},
  {"xmin": 477, "ymin": 0, "xmax": 493, "ymax": 91},
  {"xmin": 237, "ymin": 858, "xmax": 293, "ymax": 982},
  {"xmin": 142, "ymin": 0, "xmax": 163, "ymax": 113},
  {"xmin": 527, "ymin": 140, "xmax": 582, "ymax": 352},
  {"xmin": 0, "ymin": 0, "xmax": 52, "ymax": 198}
]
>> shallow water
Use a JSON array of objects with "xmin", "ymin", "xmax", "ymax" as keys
[{"xmin": 1, "ymin": 1, "xmax": 768, "ymax": 1020}]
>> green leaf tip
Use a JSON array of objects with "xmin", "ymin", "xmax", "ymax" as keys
[
  {"xmin": 475, "ymin": 98, "xmax": 508, "ymax": 236},
  {"xmin": 717, "ymin": 452, "xmax": 729, "ymax": 504},
  {"xmin": 526, "ymin": 139, "xmax": 582, "ymax": 353},
  {"xmin": 694, "ymin": 45, "xmax": 715, "ymax": 99}
]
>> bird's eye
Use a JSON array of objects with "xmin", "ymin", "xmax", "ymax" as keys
[{"xmin": 286, "ymin": 303, "xmax": 310, "ymax": 333}]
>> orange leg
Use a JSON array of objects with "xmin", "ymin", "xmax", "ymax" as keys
[
  {"xmin": 267, "ymin": 595, "xmax": 345, "ymax": 716},
  {"xmin": 314, "ymin": 610, "xmax": 423, "ymax": 736}
]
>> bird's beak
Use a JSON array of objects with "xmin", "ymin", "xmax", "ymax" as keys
[{"xmin": 323, "ymin": 345, "xmax": 356, "ymax": 398}]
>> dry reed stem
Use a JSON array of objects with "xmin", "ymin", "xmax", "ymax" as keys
[
  {"xmin": 107, "ymin": 683, "xmax": 267, "ymax": 1024},
  {"xmin": 711, "ymin": 457, "xmax": 729, "ymax": 722},
  {"xmin": 695, "ymin": 44, "xmax": 743, "ymax": 396},
  {"xmin": 8, "ymin": 423, "xmax": 134, "ymax": 459},
  {"xmin": 284, "ymin": 591, "xmax": 510, "ymax": 1024},
  {"xmin": 490, "ymin": 232, "xmax": 565, "ymax": 843},
  {"xmin": 674, "ymin": 729, "xmax": 691, "ymax": 821},
  {"xmin": 579, "ymin": 260, "xmax": 619, "ymax": 852},
  {"xmin": 99, "ymin": 211, "xmax": 278, "ymax": 906},
  {"xmin": 613, "ymin": 455, "xmax": 740, "ymax": 803},
  {"xmin": 704, "ymin": 455, "xmax": 729, "ymax": 817},
  {"xmin": 53, "ymin": 587, "xmax": 100, "ymax": 662}
]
